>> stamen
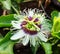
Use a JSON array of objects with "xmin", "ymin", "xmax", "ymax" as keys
[{"xmin": 32, "ymin": 22, "xmax": 40, "ymax": 31}]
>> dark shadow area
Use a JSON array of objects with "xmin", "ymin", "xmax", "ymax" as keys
[
  {"xmin": 14, "ymin": 43, "xmax": 45, "ymax": 54},
  {"xmin": 0, "ymin": 6, "xmax": 3, "ymax": 16}
]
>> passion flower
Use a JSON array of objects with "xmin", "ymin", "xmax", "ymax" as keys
[{"xmin": 10, "ymin": 9, "xmax": 51, "ymax": 46}]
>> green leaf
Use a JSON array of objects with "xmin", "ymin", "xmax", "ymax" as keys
[
  {"xmin": 0, "ymin": 31, "xmax": 15, "ymax": 54},
  {"xmin": 0, "ymin": 41, "xmax": 14, "ymax": 54},
  {"xmin": 41, "ymin": 42, "xmax": 52, "ymax": 54},
  {"xmin": 0, "ymin": 14, "xmax": 16, "ymax": 27},
  {"xmin": 51, "ymin": 11, "xmax": 59, "ymax": 20},
  {"xmin": 58, "ymin": 0, "xmax": 60, "ymax": 2},
  {"xmin": 51, "ymin": 14, "xmax": 60, "ymax": 39},
  {"xmin": 0, "ymin": 0, "xmax": 5, "ymax": 2},
  {"xmin": 0, "ymin": 31, "xmax": 12, "ymax": 44},
  {"xmin": 52, "ymin": 17, "xmax": 60, "ymax": 32},
  {"xmin": 1, "ymin": 0, "xmax": 11, "ymax": 10}
]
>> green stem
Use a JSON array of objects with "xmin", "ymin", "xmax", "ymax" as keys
[
  {"xmin": 11, "ymin": 4, "xmax": 20, "ymax": 15},
  {"xmin": 31, "ymin": 45, "xmax": 39, "ymax": 54}
]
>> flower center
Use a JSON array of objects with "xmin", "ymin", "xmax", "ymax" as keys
[{"xmin": 21, "ymin": 17, "xmax": 41, "ymax": 35}]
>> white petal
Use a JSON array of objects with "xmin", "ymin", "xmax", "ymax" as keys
[
  {"xmin": 10, "ymin": 30, "xmax": 25, "ymax": 40},
  {"xmin": 30, "ymin": 36, "xmax": 36, "ymax": 46},
  {"xmin": 38, "ymin": 32, "xmax": 48, "ymax": 42},
  {"xmin": 22, "ymin": 35, "xmax": 29, "ymax": 46},
  {"xmin": 11, "ymin": 21, "xmax": 21, "ymax": 29}
]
